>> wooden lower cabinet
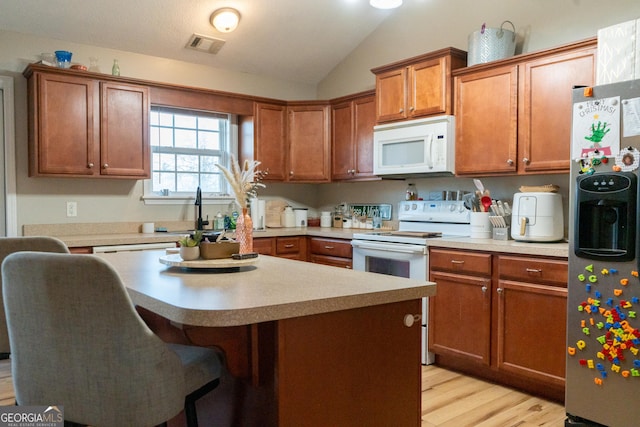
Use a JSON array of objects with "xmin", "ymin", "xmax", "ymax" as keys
[
  {"xmin": 307, "ymin": 236, "xmax": 352, "ymax": 268},
  {"xmin": 253, "ymin": 236, "xmax": 307, "ymax": 261},
  {"xmin": 429, "ymin": 248, "xmax": 567, "ymax": 401}
]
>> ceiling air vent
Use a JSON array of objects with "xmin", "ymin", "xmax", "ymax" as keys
[{"xmin": 185, "ymin": 33, "xmax": 226, "ymax": 54}]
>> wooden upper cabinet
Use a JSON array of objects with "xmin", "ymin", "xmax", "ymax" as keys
[
  {"xmin": 372, "ymin": 48, "xmax": 467, "ymax": 124},
  {"xmin": 455, "ymin": 65, "xmax": 519, "ymax": 175},
  {"xmin": 519, "ymin": 47, "xmax": 596, "ymax": 173},
  {"xmin": 31, "ymin": 72, "xmax": 98, "ymax": 176},
  {"xmin": 331, "ymin": 91, "xmax": 377, "ymax": 181},
  {"xmin": 454, "ymin": 38, "xmax": 596, "ymax": 176},
  {"xmin": 253, "ymin": 102, "xmax": 287, "ymax": 181},
  {"xmin": 100, "ymin": 82, "xmax": 149, "ymax": 177},
  {"xmin": 26, "ymin": 66, "xmax": 150, "ymax": 179},
  {"xmin": 287, "ymin": 103, "xmax": 330, "ymax": 182}
]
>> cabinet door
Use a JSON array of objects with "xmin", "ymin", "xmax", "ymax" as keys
[
  {"xmin": 277, "ymin": 299, "xmax": 421, "ymax": 426},
  {"xmin": 255, "ymin": 103, "xmax": 287, "ymax": 181},
  {"xmin": 353, "ymin": 95, "xmax": 376, "ymax": 179},
  {"xmin": 331, "ymin": 95, "xmax": 376, "ymax": 181},
  {"xmin": 519, "ymin": 47, "xmax": 596, "ymax": 173},
  {"xmin": 411, "ymin": 57, "xmax": 447, "ymax": 117},
  {"xmin": 331, "ymin": 101, "xmax": 354, "ymax": 180},
  {"xmin": 455, "ymin": 65, "xmax": 518, "ymax": 175},
  {"xmin": 429, "ymin": 271, "xmax": 492, "ymax": 365},
  {"xmin": 496, "ymin": 280, "xmax": 567, "ymax": 387},
  {"xmin": 375, "ymin": 68, "xmax": 407, "ymax": 123},
  {"xmin": 287, "ymin": 105, "xmax": 330, "ymax": 182},
  {"xmin": 33, "ymin": 73, "xmax": 98, "ymax": 176},
  {"xmin": 100, "ymin": 82, "xmax": 149, "ymax": 177}
]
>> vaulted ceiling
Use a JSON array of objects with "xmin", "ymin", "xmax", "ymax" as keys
[{"xmin": 0, "ymin": 0, "xmax": 397, "ymax": 84}]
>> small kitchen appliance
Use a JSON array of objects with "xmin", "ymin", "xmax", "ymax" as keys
[
  {"xmin": 511, "ymin": 192, "xmax": 564, "ymax": 242},
  {"xmin": 351, "ymin": 200, "xmax": 471, "ymax": 365},
  {"xmin": 373, "ymin": 115, "xmax": 455, "ymax": 177}
]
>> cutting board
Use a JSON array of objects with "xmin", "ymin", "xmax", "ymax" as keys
[
  {"xmin": 265, "ymin": 199, "xmax": 288, "ymax": 228},
  {"xmin": 389, "ymin": 231, "xmax": 442, "ymax": 238}
]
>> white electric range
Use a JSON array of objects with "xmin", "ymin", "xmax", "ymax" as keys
[{"xmin": 351, "ymin": 200, "xmax": 471, "ymax": 365}]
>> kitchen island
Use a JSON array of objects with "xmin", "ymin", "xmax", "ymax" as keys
[{"xmin": 95, "ymin": 250, "xmax": 434, "ymax": 427}]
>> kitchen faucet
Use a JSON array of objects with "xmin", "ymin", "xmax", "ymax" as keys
[{"xmin": 195, "ymin": 186, "xmax": 209, "ymax": 230}]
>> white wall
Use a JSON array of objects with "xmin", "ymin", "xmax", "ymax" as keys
[{"xmin": 318, "ymin": 0, "xmax": 640, "ymax": 98}]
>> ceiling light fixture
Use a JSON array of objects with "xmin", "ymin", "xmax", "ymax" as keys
[
  {"xmin": 210, "ymin": 8, "xmax": 241, "ymax": 33},
  {"xmin": 369, "ymin": 0, "xmax": 402, "ymax": 9}
]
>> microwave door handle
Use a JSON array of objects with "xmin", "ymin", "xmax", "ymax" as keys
[{"xmin": 426, "ymin": 134, "xmax": 434, "ymax": 168}]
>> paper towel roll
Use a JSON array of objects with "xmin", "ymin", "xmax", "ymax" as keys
[{"xmin": 251, "ymin": 198, "xmax": 266, "ymax": 230}]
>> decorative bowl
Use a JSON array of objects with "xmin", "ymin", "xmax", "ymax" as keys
[
  {"xmin": 54, "ymin": 50, "xmax": 72, "ymax": 68},
  {"xmin": 200, "ymin": 241, "xmax": 239, "ymax": 259}
]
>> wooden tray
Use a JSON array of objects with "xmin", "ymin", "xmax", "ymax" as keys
[{"xmin": 159, "ymin": 254, "xmax": 258, "ymax": 269}]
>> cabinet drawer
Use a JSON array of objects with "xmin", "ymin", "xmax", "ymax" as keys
[
  {"xmin": 429, "ymin": 248, "xmax": 491, "ymax": 276},
  {"xmin": 276, "ymin": 237, "xmax": 302, "ymax": 254},
  {"xmin": 309, "ymin": 237, "xmax": 352, "ymax": 258},
  {"xmin": 253, "ymin": 237, "xmax": 275, "ymax": 255},
  {"xmin": 498, "ymin": 255, "xmax": 567, "ymax": 287}
]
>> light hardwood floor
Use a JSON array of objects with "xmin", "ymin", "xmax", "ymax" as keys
[
  {"xmin": 0, "ymin": 359, "xmax": 566, "ymax": 426},
  {"xmin": 421, "ymin": 365, "xmax": 566, "ymax": 426}
]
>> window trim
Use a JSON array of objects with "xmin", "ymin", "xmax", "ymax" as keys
[{"xmin": 142, "ymin": 106, "xmax": 239, "ymax": 205}]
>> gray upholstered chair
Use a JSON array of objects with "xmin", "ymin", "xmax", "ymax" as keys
[
  {"xmin": 2, "ymin": 251, "xmax": 223, "ymax": 427},
  {"xmin": 0, "ymin": 236, "xmax": 70, "ymax": 357}
]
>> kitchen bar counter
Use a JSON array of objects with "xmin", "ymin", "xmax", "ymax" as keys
[
  {"xmin": 25, "ymin": 222, "xmax": 569, "ymax": 257},
  {"xmin": 94, "ymin": 250, "xmax": 435, "ymax": 327},
  {"xmin": 94, "ymin": 249, "xmax": 429, "ymax": 426}
]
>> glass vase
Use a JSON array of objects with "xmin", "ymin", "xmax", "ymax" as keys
[{"xmin": 236, "ymin": 208, "xmax": 253, "ymax": 254}]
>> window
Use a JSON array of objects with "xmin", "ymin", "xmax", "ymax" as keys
[{"xmin": 144, "ymin": 106, "xmax": 237, "ymax": 202}]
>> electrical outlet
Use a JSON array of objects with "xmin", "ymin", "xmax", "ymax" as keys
[{"xmin": 66, "ymin": 201, "xmax": 77, "ymax": 217}]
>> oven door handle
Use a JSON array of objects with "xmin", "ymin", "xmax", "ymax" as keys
[{"xmin": 351, "ymin": 240, "xmax": 427, "ymax": 255}]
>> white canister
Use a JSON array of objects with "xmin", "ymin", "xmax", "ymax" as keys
[
  {"xmin": 281, "ymin": 206, "xmax": 296, "ymax": 228},
  {"xmin": 320, "ymin": 211, "xmax": 332, "ymax": 228},
  {"xmin": 470, "ymin": 212, "xmax": 492, "ymax": 238},
  {"xmin": 294, "ymin": 208, "xmax": 308, "ymax": 227},
  {"xmin": 142, "ymin": 222, "xmax": 155, "ymax": 233}
]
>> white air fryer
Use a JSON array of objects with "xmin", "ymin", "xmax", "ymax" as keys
[{"xmin": 511, "ymin": 192, "xmax": 564, "ymax": 242}]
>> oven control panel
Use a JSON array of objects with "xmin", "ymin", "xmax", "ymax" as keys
[{"xmin": 398, "ymin": 201, "xmax": 470, "ymax": 223}]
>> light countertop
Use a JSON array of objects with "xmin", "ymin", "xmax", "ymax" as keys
[
  {"xmin": 95, "ymin": 250, "xmax": 435, "ymax": 327},
  {"xmin": 24, "ymin": 222, "xmax": 569, "ymax": 258}
]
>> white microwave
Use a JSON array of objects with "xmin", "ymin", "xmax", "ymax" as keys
[{"xmin": 373, "ymin": 115, "xmax": 455, "ymax": 177}]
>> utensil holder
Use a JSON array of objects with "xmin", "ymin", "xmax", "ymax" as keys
[{"xmin": 470, "ymin": 212, "xmax": 491, "ymax": 238}]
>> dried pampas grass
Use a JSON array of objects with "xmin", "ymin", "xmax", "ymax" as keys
[{"xmin": 216, "ymin": 155, "xmax": 266, "ymax": 209}]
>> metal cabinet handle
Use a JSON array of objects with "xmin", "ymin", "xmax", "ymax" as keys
[
  {"xmin": 481, "ymin": 286, "xmax": 488, "ymax": 293},
  {"xmin": 403, "ymin": 313, "xmax": 422, "ymax": 327},
  {"xmin": 324, "ymin": 245, "xmax": 334, "ymax": 250},
  {"xmin": 103, "ymin": 163, "xmax": 109, "ymax": 169},
  {"xmin": 451, "ymin": 260, "xmax": 465, "ymax": 264},
  {"xmin": 522, "ymin": 157, "xmax": 530, "ymax": 165},
  {"xmin": 399, "ymin": 108, "xmax": 404, "ymax": 113},
  {"xmin": 88, "ymin": 163, "xmax": 94, "ymax": 168},
  {"xmin": 289, "ymin": 171, "xmax": 294, "ymax": 175},
  {"xmin": 526, "ymin": 268, "xmax": 542, "ymax": 274},
  {"xmin": 284, "ymin": 244, "xmax": 294, "ymax": 248},
  {"xmin": 497, "ymin": 287, "xmax": 504, "ymax": 294},
  {"xmin": 409, "ymin": 106, "xmax": 415, "ymax": 112},
  {"xmin": 507, "ymin": 159, "xmax": 514, "ymax": 166}
]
